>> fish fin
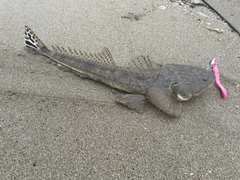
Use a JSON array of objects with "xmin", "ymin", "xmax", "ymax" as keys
[
  {"xmin": 52, "ymin": 45, "xmax": 116, "ymax": 71},
  {"xmin": 147, "ymin": 87, "xmax": 182, "ymax": 117},
  {"xmin": 97, "ymin": 47, "xmax": 116, "ymax": 70},
  {"xmin": 24, "ymin": 26, "xmax": 47, "ymax": 54},
  {"xmin": 115, "ymin": 94, "xmax": 148, "ymax": 113},
  {"xmin": 127, "ymin": 55, "xmax": 161, "ymax": 78}
]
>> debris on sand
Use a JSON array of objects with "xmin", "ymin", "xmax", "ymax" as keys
[
  {"xmin": 190, "ymin": 0, "xmax": 205, "ymax": 8},
  {"xmin": 236, "ymin": 84, "xmax": 240, "ymax": 90},
  {"xmin": 121, "ymin": 13, "xmax": 145, "ymax": 21},
  {"xmin": 159, "ymin": 6, "xmax": 167, "ymax": 10},
  {"xmin": 203, "ymin": 26, "xmax": 224, "ymax": 34}
]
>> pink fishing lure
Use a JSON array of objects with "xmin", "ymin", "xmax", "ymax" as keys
[{"xmin": 210, "ymin": 58, "xmax": 227, "ymax": 98}]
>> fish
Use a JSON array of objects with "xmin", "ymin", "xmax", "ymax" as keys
[{"xmin": 24, "ymin": 26, "xmax": 215, "ymax": 117}]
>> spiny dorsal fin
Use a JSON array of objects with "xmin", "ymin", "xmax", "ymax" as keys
[
  {"xmin": 51, "ymin": 46, "xmax": 116, "ymax": 70},
  {"xmin": 127, "ymin": 55, "xmax": 161, "ymax": 78}
]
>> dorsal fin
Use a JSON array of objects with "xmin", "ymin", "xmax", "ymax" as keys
[
  {"xmin": 52, "ymin": 46, "xmax": 116, "ymax": 70},
  {"xmin": 127, "ymin": 55, "xmax": 161, "ymax": 78}
]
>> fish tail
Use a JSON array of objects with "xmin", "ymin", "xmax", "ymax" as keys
[{"xmin": 24, "ymin": 25, "xmax": 48, "ymax": 55}]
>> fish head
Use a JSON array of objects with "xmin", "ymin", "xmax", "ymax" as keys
[{"xmin": 166, "ymin": 65, "xmax": 215, "ymax": 101}]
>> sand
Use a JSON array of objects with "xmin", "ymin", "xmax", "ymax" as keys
[{"xmin": 1, "ymin": 0, "xmax": 240, "ymax": 179}]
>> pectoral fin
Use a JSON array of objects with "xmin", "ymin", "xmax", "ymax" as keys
[
  {"xmin": 147, "ymin": 87, "xmax": 182, "ymax": 117},
  {"xmin": 115, "ymin": 94, "xmax": 148, "ymax": 113}
]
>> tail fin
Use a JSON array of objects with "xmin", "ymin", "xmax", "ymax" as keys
[{"xmin": 24, "ymin": 26, "xmax": 47, "ymax": 54}]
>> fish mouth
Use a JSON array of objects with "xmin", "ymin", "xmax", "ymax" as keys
[
  {"xmin": 170, "ymin": 82, "xmax": 193, "ymax": 101},
  {"xmin": 175, "ymin": 94, "xmax": 192, "ymax": 101},
  {"xmin": 172, "ymin": 80, "xmax": 215, "ymax": 101}
]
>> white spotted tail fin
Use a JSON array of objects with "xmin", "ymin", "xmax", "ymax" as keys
[{"xmin": 24, "ymin": 26, "xmax": 47, "ymax": 54}]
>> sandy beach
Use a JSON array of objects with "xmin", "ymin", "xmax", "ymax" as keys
[{"xmin": 1, "ymin": 0, "xmax": 240, "ymax": 179}]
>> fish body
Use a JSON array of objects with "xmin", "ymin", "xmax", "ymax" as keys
[{"xmin": 24, "ymin": 26, "xmax": 215, "ymax": 117}]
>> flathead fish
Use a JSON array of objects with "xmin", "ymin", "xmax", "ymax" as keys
[{"xmin": 24, "ymin": 26, "xmax": 215, "ymax": 117}]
